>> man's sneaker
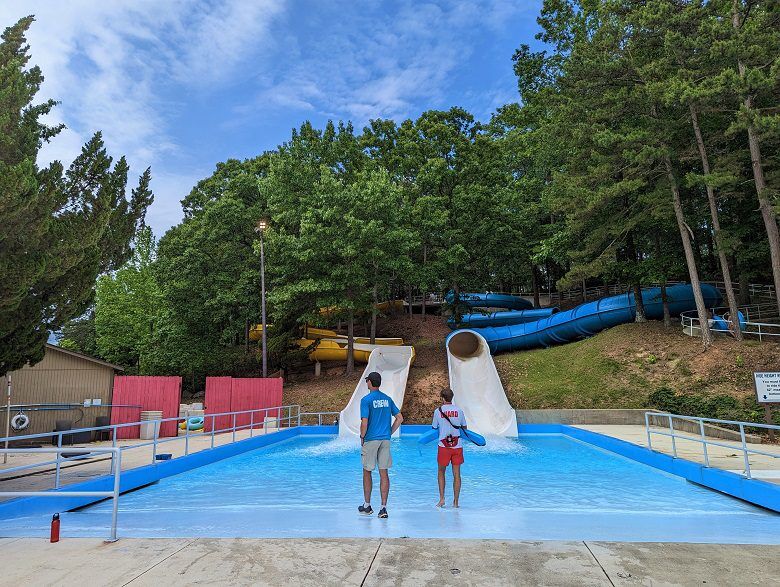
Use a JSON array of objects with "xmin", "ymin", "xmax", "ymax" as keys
[
  {"xmin": 358, "ymin": 504, "xmax": 373, "ymax": 516},
  {"xmin": 378, "ymin": 507, "xmax": 388, "ymax": 519}
]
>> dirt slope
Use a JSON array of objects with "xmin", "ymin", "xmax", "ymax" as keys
[
  {"xmin": 282, "ymin": 314, "xmax": 450, "ymax": 423},
  {"xmin": 284, "ymin": 314, "xmax": 780, "ymax": 421}
]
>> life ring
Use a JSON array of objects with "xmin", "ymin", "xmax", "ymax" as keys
[{"xmin": 11, "ymin": 413, "xmax": 30, "ymax": 431}]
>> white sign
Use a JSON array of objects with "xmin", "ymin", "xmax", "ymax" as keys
[{"xmin": 754, "ymin": 372, "xmax": 780, "ymax": 403}]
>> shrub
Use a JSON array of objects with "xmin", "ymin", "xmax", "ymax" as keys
[{"xmin": 647, "ymin": 386, "xmax": 780, "ymax": 428}]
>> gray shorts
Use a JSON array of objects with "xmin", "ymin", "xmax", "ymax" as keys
[{"xmin": 361, "ymin": 439, "xmax": 392, "ymax": 471}]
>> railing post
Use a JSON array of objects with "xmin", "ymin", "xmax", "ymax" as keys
[
  {"xmin": 211, "ymin": 415, "xmax": 215, "ymax": 448},
  {"xmin": 250, "ymin": 411, "xmax": 254, "ymax": 438},
  {"xmin": 232, "ymin": 413, "xmax": 236, "ymax": 443},
  {"xmin": 740, "ymin": 424, "xmax": 752, "ymax": 479},
  {"xmin": 297, "ymin": 406, "xmax": 301, "ymax": 427},
  {"xmin": 152, "ymin": 421, "xmax": 158, "ymax": 464},
  {"xmin": 184, "ymin": 413, "xmax": 190, "ymax": 456},
  {"xmin": 110, "ymin": 426, "xmax": 117, "ymax": 475},
  {"xmin": 668, "ymin": 414, "xmax": 677, "ymax": 458},
  {"xmin": 106, "ymin": 448, "xmax": 121, "ymax": 543},
  {"xmin": 699, "ymin": 419, "xmax": 709, "ymax": 467},
  {"xmin": 645, "ymin": 412, "xmax": 652, "ymax": 450},
  {"xmin": 55, "ymin": 433, "xmax": 62, "ymax": 489}
]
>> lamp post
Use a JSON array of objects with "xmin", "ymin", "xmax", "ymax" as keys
[{"xmin": 255, "ymin": 219, "xmax": 269, "ymax": 377}]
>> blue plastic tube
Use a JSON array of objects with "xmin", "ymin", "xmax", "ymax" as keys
[
  {"xmin": 417, "ymin": 428, "xmax": 487, "ymax": 447},
  {"xmin": 445, "ymin": 292, "xmax": 533, "ymax": 311},
  {"xmin": 451, "ymin": 284, "xmax": 722, "ymax": 354},
  {"xmin": 448, "ymin": 308, "xmax": 558, "ymax": 330}
]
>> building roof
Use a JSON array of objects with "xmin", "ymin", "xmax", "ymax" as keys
[{"xmin": 45, "ymin": 343, "xmax": 125, "ymax": 372}]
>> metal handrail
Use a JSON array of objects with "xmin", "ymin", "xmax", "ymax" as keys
[
  {"xmin": 551, "ymin": 280, "xmax": 777, "ymax": 304},
  {"xmin": 0, "ymin": 447, "xmax": 121, "ymax": 541},
  {"xmin": 644, "ymin": 412, "xmax": 780, "ymax": 479},
  {"xmin": 680, "ymin": 305, "xmax": 780, "ymax": 341},
  {"xmin": 0, "ymin": 404, "xmax": 302, "ymax": 481},
  {"xmin": 299, "ymin": 411, "xmax": 340, "ymax": 426}
]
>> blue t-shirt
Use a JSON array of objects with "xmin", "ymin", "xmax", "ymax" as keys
[{"xmin": 360, "ymin": 390, "xmax": 400, "ymax": 441}]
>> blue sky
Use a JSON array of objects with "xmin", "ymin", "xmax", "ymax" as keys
[{"xmin": 2, "ymin": 1, "xmax": 545, "ymax": 236}]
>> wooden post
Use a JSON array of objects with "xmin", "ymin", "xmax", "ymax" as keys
[{"xmin": 765, "ymin": 405, "xmax": 775, "ymax": 443}]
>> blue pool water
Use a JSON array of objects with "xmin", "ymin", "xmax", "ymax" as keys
[{"xmin": 4, "ymin": 434, "xmax": 780, "ymax": 542}]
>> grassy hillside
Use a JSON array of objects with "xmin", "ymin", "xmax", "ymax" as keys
[{"xmin": 494, "ymin": 322, "xmax": 780, "ymax": 411}]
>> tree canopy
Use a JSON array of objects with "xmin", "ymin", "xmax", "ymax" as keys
[
  {"xmin": 0, "ymin": 17, "xmax": 153, "ymax": 375},
  {"xmin": 10, "ymin": 2, "xmax": 778, "ymax": 384}
]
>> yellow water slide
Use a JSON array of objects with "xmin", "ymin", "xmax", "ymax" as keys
[
  {"xmin": 294, "ymin": 337, "xmax": 414, "ymax": 363},
  {"xmin": 318, "ymin": 299, "xmax": 405, "ymax": 319},
  {"xmin": 302, "ymin": 326, "xmax": 403, "ymax": 346},
  {"xmin": 248, "ymin": 305, "xmax": 411, "ymax": 364}
]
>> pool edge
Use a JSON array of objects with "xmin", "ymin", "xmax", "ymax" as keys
[
  {"xmin": 527, "ymin": 423, "xmax": 780, "ymax": 513},
  {"xmin": 2, "ymin": 423, "xmax": 778, "ymax": 524},
  {"xmin": 0, "ymin": 426, "xmax": 338, "ymax": 521}
]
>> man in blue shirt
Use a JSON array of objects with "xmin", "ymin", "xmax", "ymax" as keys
[{"xmin": 358, "ymin": 371, "xmax": 403, "ymax": 519}]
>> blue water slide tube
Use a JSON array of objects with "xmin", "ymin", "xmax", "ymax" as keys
[
  {"xmin": 445, "ymin": 291, "xmax": 533, "ymax": 311},
  {"xmin": 450, "ymin": 284, "xmax": 722, "ymax": 354},
  {"xmin": 448, "ymin": 308, "xmax": 558, "ymax": 330},
  {"xmin": 712, "ymin": 311, "xmax": 747, "ymax": 333}
]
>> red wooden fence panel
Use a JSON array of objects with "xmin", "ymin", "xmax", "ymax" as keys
[
  {"xmin": 230, "ymin": 378, "xmax": 259, "ymax": 430},
  {"xmin": 204, "ymin": 377, "xmax": 232, "ymax": 433},
  {"xmin": 204, "ymin": 377, "xmax": 283, "ymax": 432},
  {"xmin": 110, "ymin": 376, "xmax": 182, "ymax": 439},
  {"xmin": 259, "ymin": 378, "xmax": 283, "ymax": 425}
]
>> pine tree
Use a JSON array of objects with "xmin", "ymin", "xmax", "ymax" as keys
[
  {"xmin": 728, "ymin": 0, "xmax": 780, "ymax": 313},
  {"xmin": 0, "ymin": 17, "xmax": 152, "ymax": 374}
]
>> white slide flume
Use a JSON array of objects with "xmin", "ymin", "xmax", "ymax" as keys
[
  {"xmin": 446, "ymin": 330, "xmax": 518, "ymax": 437},
  {"xmin": 338, "ymin": 345, "xmax": 415, "ymax": 438}
]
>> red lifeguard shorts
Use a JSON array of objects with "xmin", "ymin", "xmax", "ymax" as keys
[{"xmin": 437, "ymin": 446, "xmax": 464, "ymax": 467}]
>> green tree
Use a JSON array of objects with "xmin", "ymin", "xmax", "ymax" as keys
[
  {"xmin": 153, "ymin": 164, "xmax": 268, "ymax": 377},
  {"xmin": 727, "ymin": 0, "xmax": 780, "ymax": 313},
  {"xmin": 58, "ymin": 311, "xmax": 99, "ymax": 357},
  {"xmin": 94, "ymin": 227, "xmax": 162, "ymax": 370},
  {"xmin": 0, "ymin": 17, "xmax": 152, "ymax": 375}
]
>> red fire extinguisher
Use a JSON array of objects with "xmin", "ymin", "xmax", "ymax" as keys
[{"xmin": 50, "ymin": 513, "xmax": 60, "ymax": 543}]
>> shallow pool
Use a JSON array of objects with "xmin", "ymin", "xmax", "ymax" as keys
[{"xmin": 5, "ymin": 434, "xmax": 780, "ymax": 542}]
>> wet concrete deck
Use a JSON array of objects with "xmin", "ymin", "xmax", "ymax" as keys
[
  {"xmin": 578, "ymin": 424, "xmax": 780, "ymax": 482},
  {"xmin": 2, "ymin": 537, "xmax": 778, "ymax": 586}
]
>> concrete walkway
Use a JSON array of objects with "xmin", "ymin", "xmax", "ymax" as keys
[
  {"xmin": 2, "ymin": 537, "xmax": 778, "ymax": 586},
  {"xmin": 578, "ymin": 424, "xmax": 780, "ymax": 482}
]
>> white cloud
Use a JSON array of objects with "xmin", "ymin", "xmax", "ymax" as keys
[
  {"xmin": 0, "ymin": 0, "xmax": 288, "ymax": 234},
  {"xmin": 172, "ymin": 0, "xmax": 285, "ymax": 85},
  {"xmin": 145, "ymin": 170, "xmax": 208, "ymax": 233},
  {"xmin": 244, "ymin": 0, "xmax": 533, "ymax": 124},
  {"xmin": 0, "ymin": 0, "xmax": 537, "ymax": 233}
]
